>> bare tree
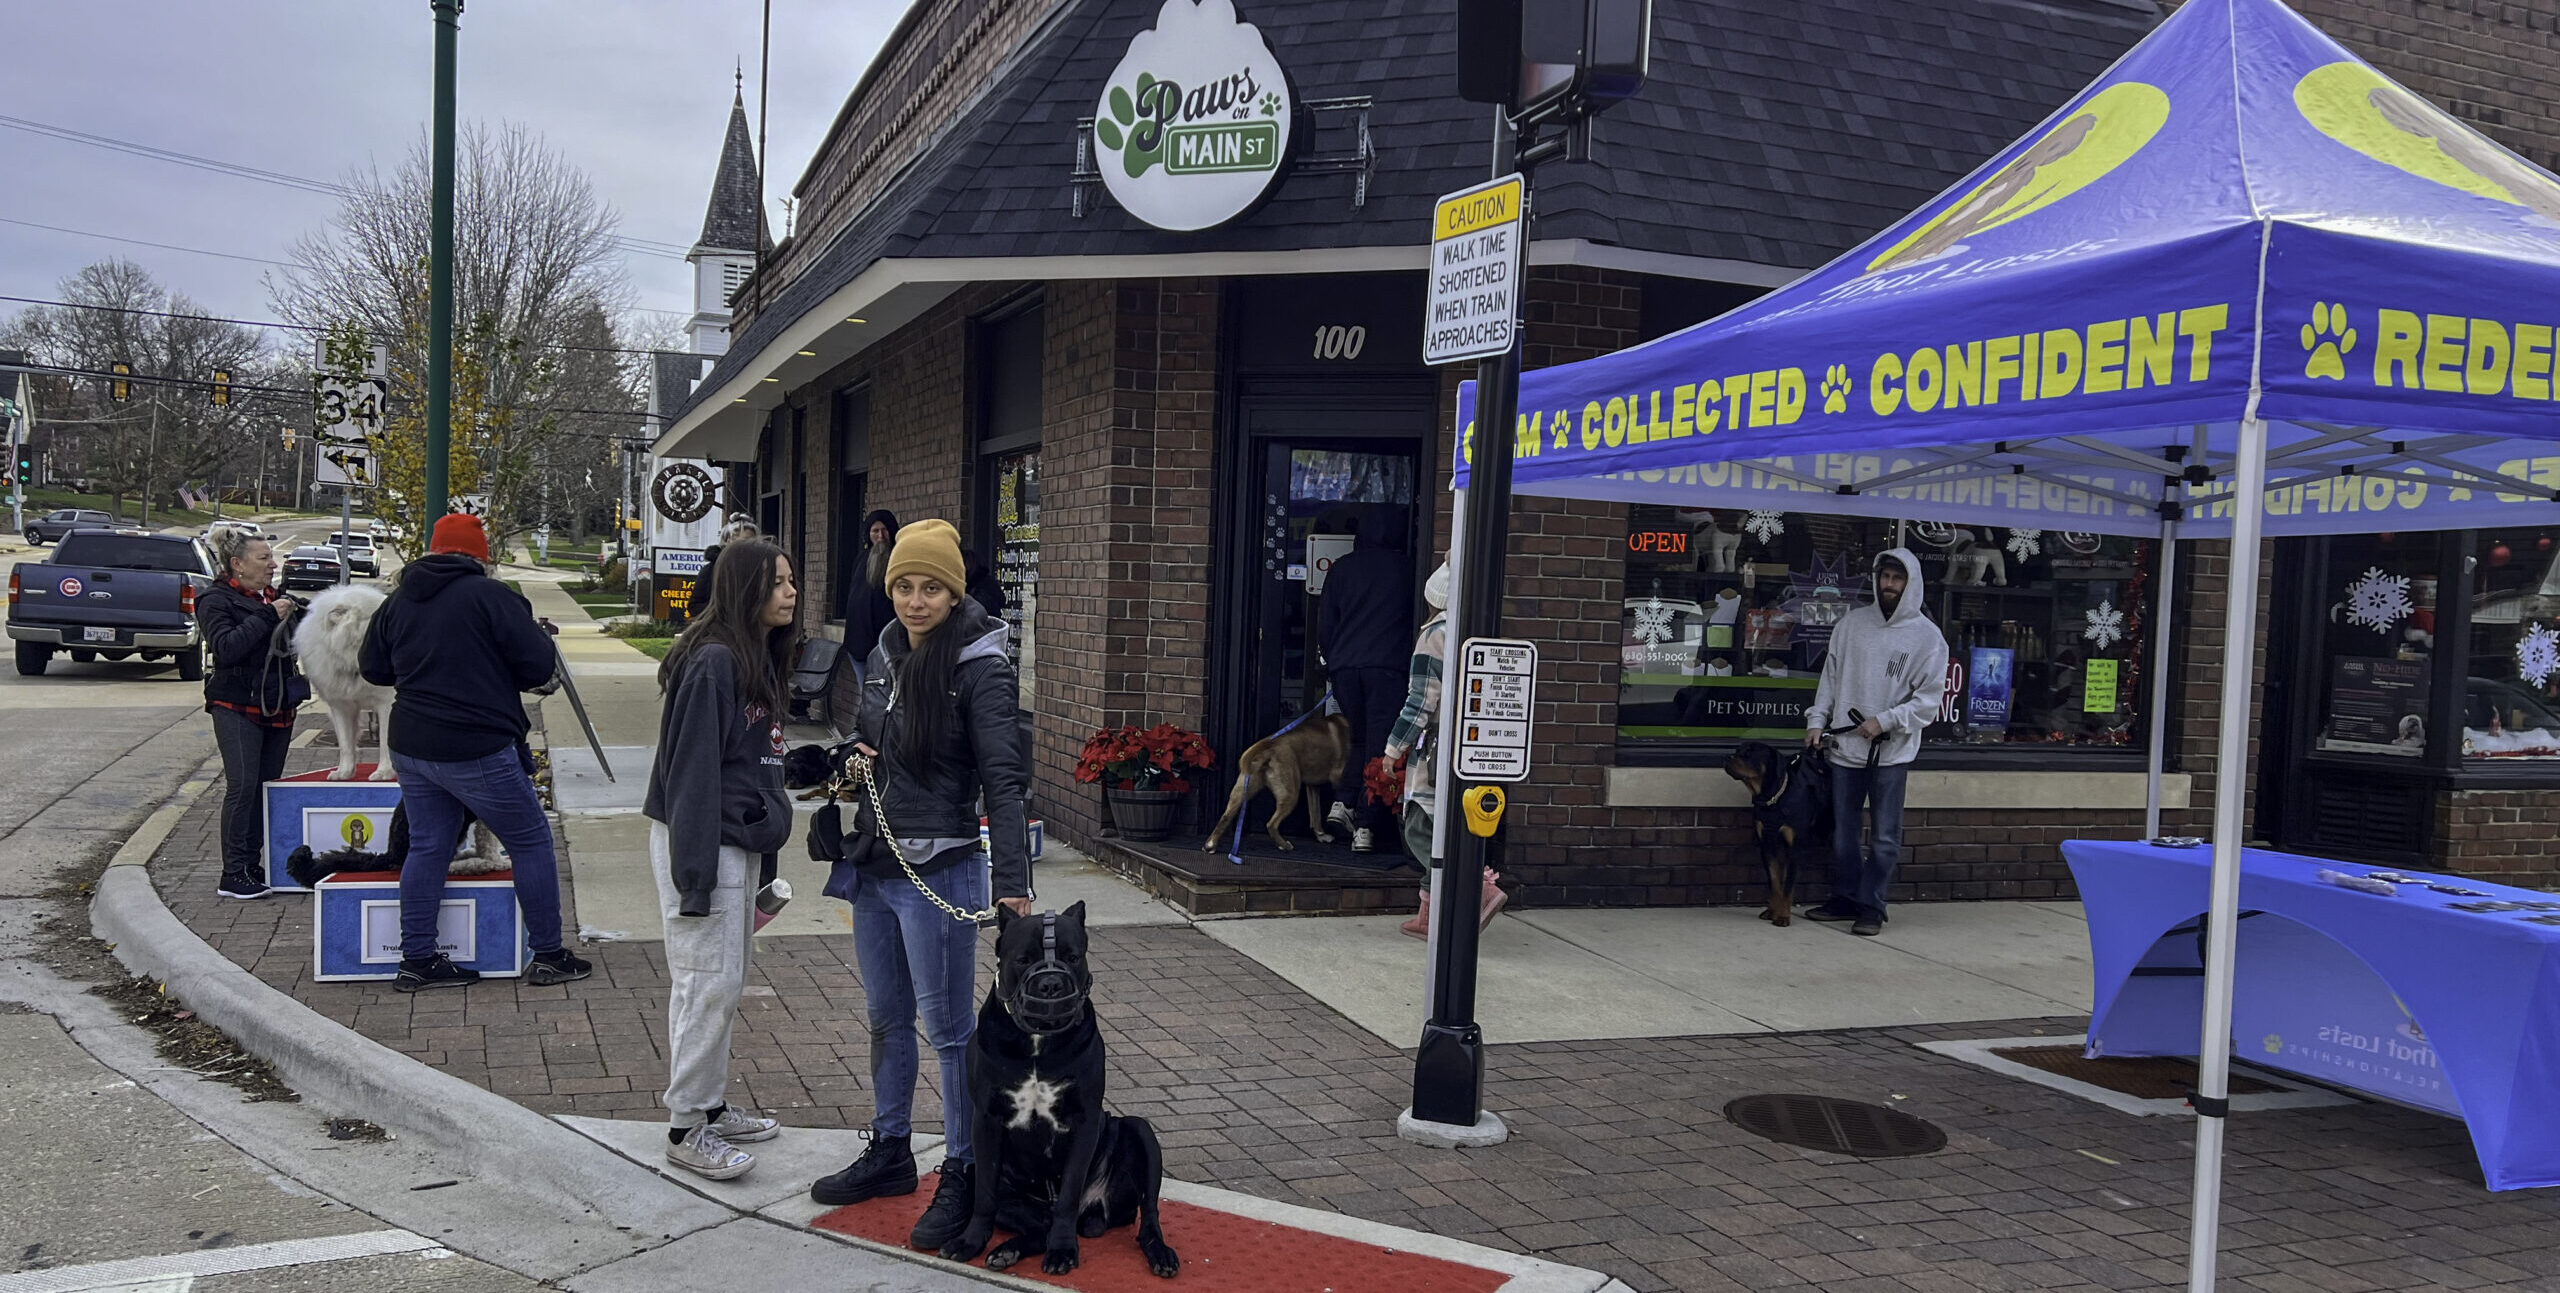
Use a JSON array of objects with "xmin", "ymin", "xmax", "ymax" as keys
[
  {"xmin": 4, "ymin": 260, "xmax": 274, "ymax": 524},
  {"xmin": 274, "ymin": 122, "xmax": 641, "ymax": 557}
]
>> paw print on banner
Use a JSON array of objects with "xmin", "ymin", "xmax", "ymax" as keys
[
  {"xmin": 1093, "ymin": 75, "xmax": 1167, "ymax": 179},
  {"xmin": 2301, "ymin": 301, "xmax": 2358, "ymax": 381},
  {"xmin": 1819, "ymin": 364, "xmax": 1851, "ymax": 414}
]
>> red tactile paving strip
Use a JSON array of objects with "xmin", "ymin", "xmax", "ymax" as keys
[{"xmin": 813, "ymin": 1191, "xmax": 1513, "ymax": 1293}]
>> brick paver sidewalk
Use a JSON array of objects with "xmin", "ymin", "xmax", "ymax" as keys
[{"xmin": 152, "ymin": 739, "xmax": 2560, "ymax": 1292}]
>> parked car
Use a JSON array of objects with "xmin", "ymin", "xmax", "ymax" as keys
[
  {"xmin": 281, "ymin": 545, "xmax": 345, "ymax": 591},
  {"xmin": 205, "ymin": 518, "xmax": 280, "ymax": 543},
  {"xmin": 325, "ymin": 529, "xmax": 380, "ymax": 577},
  {"xmin": 6, "ymin": 530, "xmax": 213, "ymax": 677},
  {"xmin": 24, "ymin": 508, "xmax": 116, "ymax": 545}
]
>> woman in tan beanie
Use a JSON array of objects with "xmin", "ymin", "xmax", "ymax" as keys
[{"xmin": 811, "ymin": 517, "xmax": 1034, "ymax": 1252}]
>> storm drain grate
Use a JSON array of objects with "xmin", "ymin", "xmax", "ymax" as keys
[
  {"xmin": 1991, "ymin": 1046, "xmax": 2280, "ymax": 1101},
  {"xmin": 1724, "ymin": 1093, "xmax": 1948, "ymax": 1158}
]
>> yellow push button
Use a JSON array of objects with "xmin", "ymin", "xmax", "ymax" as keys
[{"xmin": 1462, "ymin": 785, "xmax": 1506, "ymax": 838}]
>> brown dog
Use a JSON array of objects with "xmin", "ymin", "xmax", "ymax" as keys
[
  {"xmin": 1722, "ymin": 741, "xmax": 1832, "ymax": 926},
  {"xmin": 1200, "ymin": 713, "xmax": 1352, "ymax": 853}
]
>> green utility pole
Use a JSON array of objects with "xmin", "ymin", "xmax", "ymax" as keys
[{"xmin": 425, "ymin": 0, "xmax": 462, "ymax": 522}]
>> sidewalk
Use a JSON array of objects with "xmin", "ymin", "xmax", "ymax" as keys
[{"xmin": 125, "ymin": 582, "xmax": 2560, "ymax": 1292}]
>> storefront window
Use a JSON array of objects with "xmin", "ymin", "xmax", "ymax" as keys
[
  {"xmin": 2465, "ymin": 527, "xmax": 2560, "ymax": 761},
  {"xmin": 991, "ymin": 448, "xmax": 1040, "ymax": 713},
  {"xmin": 1617, "ymin": 508, "xmax": 2152, "ymax": 753},
  {"xmin": 2310, "ymin": 533, "xmax": 2441, "ymax": 759}
]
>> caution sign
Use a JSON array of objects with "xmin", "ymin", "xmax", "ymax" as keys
[
  {"xmin": 1425, "ymin": 173, "xmax": 1525, "ymax": 366},
  {"xmin": 1454, "ymin": 636, "xmax": 1537, "ymax": 782}
]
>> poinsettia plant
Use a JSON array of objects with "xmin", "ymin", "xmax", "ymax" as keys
[{"xmin": 1074, "ymin": 723, "xmax": 1216, "ymax": 793}]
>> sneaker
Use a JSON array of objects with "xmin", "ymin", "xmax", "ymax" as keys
[
  {"xmin": 1326, "ymin": 801, "xmax": 1355, "ymax": 832},
  {"xmin": 1851, "ymin": 919, "xmax": 1882, "ymax": 937},
  {"xmin": 216, "ymin": 881, "xmax": 271, "ymax": 901},
  {"xmin": 525, "ymin": 949, "xmax": 592, "ymax": 986},
  {"xmin": 393, "ymin": 955, "xmax": 480, "ymax": 993},
  {"xmin": 907, "ymin": 1160, "xmax": 976, "ymax": 1251},
  {"xmin": 666, "ymin": 1124, "xmax": 755, "ymax": 1181},
  {"xmin": 1802, "ymin": 903, "xmax": 1858, "ymax": 923},
  {"xmin": 706, "ymin": 1106, "xmax": 780, "ymax": 1144},
  {"xmin": 1351, "ymin": 827, "xmax": 1376, "ymax": 853},
  {"xmin": 810, "ymin": 1132, "xmax": 916, "ymax": 1205}
]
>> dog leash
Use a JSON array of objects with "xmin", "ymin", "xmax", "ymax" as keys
[
  {"xmin": 843, "ymin": 750, "xmax": 998, "ymax": 925},
  {"xmin": 1225, "ymin": 685, "xmax": 1334, "ymax": 867}
]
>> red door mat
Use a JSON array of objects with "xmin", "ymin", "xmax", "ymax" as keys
[{"xmin": 813, "ymin": 1191, "xmax": 1511, "ymax": 1293}]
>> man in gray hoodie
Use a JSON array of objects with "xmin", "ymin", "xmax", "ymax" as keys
[{"xmin": 1803, "ymin": 548, "xmax": 1948, "ymax": 936}]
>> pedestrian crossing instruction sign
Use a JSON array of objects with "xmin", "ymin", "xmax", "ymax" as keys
[
  {"xmin": 1455, "ymin": 636, "xmax": 1537, "ymax": 782},
  {"xmin": 1425, "ymin": 173, "xmax": 1525, "ymax": 366}
]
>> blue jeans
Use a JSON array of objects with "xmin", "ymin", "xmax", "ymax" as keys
[
  {"xmin": 395, "ymin": 747, "xmax": 563, "ymax": 961},
  {"xmin": 849, "ymin": 853, "xmax": 987, "ymax": 1166},
  {"xmin": 1830, "ymin": 761, "xmax": 1910, "ymax": 923}
]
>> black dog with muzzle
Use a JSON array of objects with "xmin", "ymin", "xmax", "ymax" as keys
[{"xmin": 937, "ymin": 902, "xmax": 1178, "ymax": 1278}]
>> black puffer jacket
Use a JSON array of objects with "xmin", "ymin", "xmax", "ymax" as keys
[
  {"xmin": 197, "ymin": 577, "xmax": 301, "ymax": 716},
  {"xmin": 359, "ymin": 554, "xmax": 557, "ymax": 761},
  {"xmin": 856, "ymin": 599, "xmax": 1032, "ymax": 901}
]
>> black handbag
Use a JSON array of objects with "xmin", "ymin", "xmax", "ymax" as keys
[{"xmin": 817, "ymin": 767, "xmax": 896, "ymax": 901}]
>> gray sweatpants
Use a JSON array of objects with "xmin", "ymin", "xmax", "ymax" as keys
[{"xmin": 650, "ymin": 822, "xmax": 754, "ymax": 1129}]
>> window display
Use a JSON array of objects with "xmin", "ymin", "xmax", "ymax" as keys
[
  {"xmin": 2465, "ymin": 527, "xmax": 2560, "ymax": 760},
  {"xmin": 2310, "ymin": 533, "xmax": 2440, "ymax": 758},
  {"xmin": 1617, "ymin": 508, "xmax": 2152, "ymax": 753}
]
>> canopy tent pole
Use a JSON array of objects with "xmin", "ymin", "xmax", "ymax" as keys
[
  {"xmin": 2187, "ymin": 416, "xmax": 2268, "ymax": 1291},
  {"xmin": 2144, "ymin": 517, "xmax": 2179, "ymax": 839}
]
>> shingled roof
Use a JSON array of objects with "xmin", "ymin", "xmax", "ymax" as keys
[
  {"xmin": 697, "ymin": 90, "xmax": 772, "ymax": 255},
  {"xmin": 651, "ymin": 350, "xmax": 707, "ymax": 419},
  {"xmin": 679, "ymin": 0, "xmax": 2160, "ymax": 423}
]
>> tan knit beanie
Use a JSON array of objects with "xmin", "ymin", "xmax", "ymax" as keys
[{"xmin": 883, "ymin": 518, "xmax": 966, "ymax": 593}]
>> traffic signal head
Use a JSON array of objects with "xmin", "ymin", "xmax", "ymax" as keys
[
  {"xmin": 108, "ymin": 361, "xmax": 132, "ymax": 403},
  {"xmin": 210, "ymin": 370, "xmax": 231, "ymax": 407}
]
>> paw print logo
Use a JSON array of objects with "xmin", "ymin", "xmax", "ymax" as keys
[
  {"xmin": 1093, "ymin": 74, "xmax": 1167, "ymax": 179},
  {"xmin": 2262, "ymin": 1033, "xmax": 2285, "ymax": 1055},
  {"xmin": 2301, "ymin": 301, "xmax": 2357, "ymax": 381},
  {"xmin": 1258, "ymin": 91, "xmax": 1281, "ymax": 117},
  {"xmin": 1819, "ymin": 364, "xmax": 1852, "ymax": 414}
]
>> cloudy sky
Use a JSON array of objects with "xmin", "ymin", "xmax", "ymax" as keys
[{"xmin": 2, "ymin": 1, "xmax": 906, "ymax": 343}]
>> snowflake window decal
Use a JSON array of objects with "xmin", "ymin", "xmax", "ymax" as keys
[
  {"xmin": 1742, "ymin": 510, "xmax": 1786, "ymax": 544},
  {"xmin": 2005, "ymin": 529, "xmax": 2043, "ymax": 561},
  {"xmin": 2343, "ymin": 567, "xmax": 2415, "ymax": 633},
  {"xmin": 1630, "ymin": 597, "xmax": 1677, "ymax": 646},
  {"xmin": 2520, "ymin": 623, "xmax": 2560, "ymax": 688},
  {"xmin": 2083, "ymin": 600, "xmax": 2126, "ymax": 651}
]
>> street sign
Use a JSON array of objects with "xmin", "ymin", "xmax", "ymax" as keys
[
  {"xmin": 1454, "ymin": 636, "xmax": 1538, "ymax": 782},
  {"xmin": 1425, "ymin": 174, "xmax": 1526, "ymax": 366},
  {"xmin": 450, "ymin": 494, "xmax": 489, "ymax": 517},
  {"xmin": 315, "ymin": 442, "xmax": 378, "ymax": 488}
]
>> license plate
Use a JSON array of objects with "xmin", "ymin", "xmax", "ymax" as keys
[{"xmin": 82, "ymin": 627, "xmax": 115, "ymax": 643}]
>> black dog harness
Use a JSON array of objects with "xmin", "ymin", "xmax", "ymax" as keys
[{"xmin": 1010, "ymin": 912, "xmax": 1086, "ymax": 1034}]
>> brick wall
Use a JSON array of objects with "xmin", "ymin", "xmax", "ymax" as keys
[{"xmin": 2433, "ymin": 788, "xmax": 2560, "ymax": 879}]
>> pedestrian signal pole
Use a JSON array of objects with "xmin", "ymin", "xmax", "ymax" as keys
[
  {"xmin": 1404, "ymin": 0, "xmax": 1652, "ymax": 1145},
  {"xmin": 426, "ymin": 0, "xmax": 462, "ymax": 523}
]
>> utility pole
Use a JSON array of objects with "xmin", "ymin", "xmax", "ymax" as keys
[
  {"xmin": 141, "ymin": 391, "xmax": 162, "ymax": 528},
  {"xmin": 425, "ymin": 0, "xmax": 462, "ymax": 522}
]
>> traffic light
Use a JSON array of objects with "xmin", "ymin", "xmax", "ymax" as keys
[
  {"xmin": 13, "ymin": 448, "xmax": 30, "ymax": 486},
  {"xmin": 108, "ymin": 361, "xmax": 131, "ymax": 403},
  {"xmin": 210, "ymin": 369, "xmax": 231, "ymax": 407},
  {"xmin": 282, "ymin": 427, "xmax": 298, "ymax": 451}
]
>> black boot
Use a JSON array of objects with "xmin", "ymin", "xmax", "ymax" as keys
[
  {"xmin": 908, "ymin": 1160, "xmax": 975, "ymax": 1250},
  {"xmin": 810, "ymin": 1132, "xmax": 916, "ymax": 1205}
]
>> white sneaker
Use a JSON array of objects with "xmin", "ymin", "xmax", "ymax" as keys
[
  {"xmin": 1326, "ymin": 802, "xmax": 1355, "ymax": 831},
  {"xmin": 667, "ymin": 1125, "xmax": 755, "ymax": 1180},
  {"xmin": 1351, "ymin": 827, "xmax": 1376, "ymax": 853},
  {"xmin": 706, "ymin": 1106, "xmax": 780, "ymax": 1143}
]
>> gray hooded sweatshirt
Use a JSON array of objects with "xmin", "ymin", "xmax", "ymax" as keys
[{"xmin": 1805, "ymin": 547, "xmax": 1949, "ymax": 768}]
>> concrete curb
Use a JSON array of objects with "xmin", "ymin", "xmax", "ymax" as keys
[{"xmin": 89, "ymin": 823, "xmax": 723, "ymax": 1243}]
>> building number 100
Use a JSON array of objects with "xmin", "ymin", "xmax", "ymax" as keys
[{"xmin": 1311, "ymin": 325, "xmax": 1367, "ymax": 360}]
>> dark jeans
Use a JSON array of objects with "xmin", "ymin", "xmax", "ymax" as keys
[
  {"xmin": 212, "ymin": 709, "xmax": 292, "ymax": 890},
  {"xmin": 395, "ymin": 747, "xmax": 563, "ymax": 961},
  {"xmin": 1331, "ymin": 665, "xmax": 1404, "ymax": 829},
  {"xmin": 1829, "ymin": 761, "xmax": 1910, "ymax": 922}
]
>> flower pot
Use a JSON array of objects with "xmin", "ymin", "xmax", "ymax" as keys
[{"xmin": 1108, "ymin": 787, "xmax": 1180, "ymax": 842}]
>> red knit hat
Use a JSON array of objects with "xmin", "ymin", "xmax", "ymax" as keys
[{"xmin": 430, "ymin": 513, "xmax": 490, "ymax": 561}]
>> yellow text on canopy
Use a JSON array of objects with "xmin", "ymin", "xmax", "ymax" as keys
[{"xmin": 1869, "ymin": 305, "xmax": 2230, "ymax": 414}]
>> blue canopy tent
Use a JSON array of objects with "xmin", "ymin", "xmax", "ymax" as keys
[{"xmin": 1444, "ymin": 0, "xmax": 2560, "ymax": 1282}]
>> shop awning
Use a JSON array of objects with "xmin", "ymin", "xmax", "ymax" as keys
[{"xmin": 1458, "ymin": 0, "xmax": 2560, "ymax": 539}]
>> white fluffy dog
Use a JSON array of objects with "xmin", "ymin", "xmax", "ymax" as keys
[{"xmin": 292, "ymin": 585, "xmax": 398, "ymax": 782}]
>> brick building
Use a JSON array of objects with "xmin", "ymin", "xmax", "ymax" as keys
[{"xmin": 654, "ymin": 0, "xmax": 2560, "ymax": 915}]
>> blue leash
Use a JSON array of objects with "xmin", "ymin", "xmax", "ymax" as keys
[{"xmin": 1226, "ymin": 686, "xmax": 1334, "ymax": 866}]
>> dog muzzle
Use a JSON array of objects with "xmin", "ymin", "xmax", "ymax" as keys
[{"xmin": 1007, "ymin": 912, "xmax": 1086, "ymax": 1034}]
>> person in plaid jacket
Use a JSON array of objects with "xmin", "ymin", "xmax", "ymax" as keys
[{"xmin": 1380, "ymin": 561, "xmax": 1507, "ymax": 939}]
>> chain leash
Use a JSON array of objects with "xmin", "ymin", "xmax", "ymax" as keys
[{"xmin": 845, "ymin": 751, "xmax": 996, "ymax": 924}]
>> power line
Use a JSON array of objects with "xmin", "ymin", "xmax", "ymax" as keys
[
  {"xmin": 11, "ymin": 359, "xmax": 648, "ymax": 431},
  {"xmin": 0, "ymin": 292, "xmax": 676, "ymax": 359},
  {"xmin": 0, "ymin": 113, "xmax": 692, "ymax": 261},
  {"xmin": 0, "ymin": 216, "xmax": 295, "ymax": 267}
]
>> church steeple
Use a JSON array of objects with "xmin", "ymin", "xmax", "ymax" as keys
[{"xmin": 685, "ymin": 78, "xmax": 768, "ymax": 356}]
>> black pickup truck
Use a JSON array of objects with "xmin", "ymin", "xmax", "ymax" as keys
[{"xmin": 7, "ymin": 530, "xmax": 214, "ymax": 678}]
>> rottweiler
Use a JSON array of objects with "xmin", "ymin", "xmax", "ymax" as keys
[
  {"xmin": 1723, "ymin": 741, "xmax": 1833, "ymax": 926},
  {"xmin": 937, "ymin": 902, "xmax": 1179, "ymax": 1278}
]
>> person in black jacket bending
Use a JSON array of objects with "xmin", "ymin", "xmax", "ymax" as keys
[
  {"xmin": 642, "ymin": 538, "xmax": 797, "ymax": 1181},
  {"xmin": 809, "ymin": 518, "xmax": 1033, "ymax": 1254},
  {"xmin": 1316, "ymin": 507, "xmax": 1414, "ymax": 853},
  {"xmin": 359, "ymin": 514, "xmax": 589, "ymax": 993},
  {"xmin": 200, "ymin": 528, "xmax": 306, "ymax": 899}
]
